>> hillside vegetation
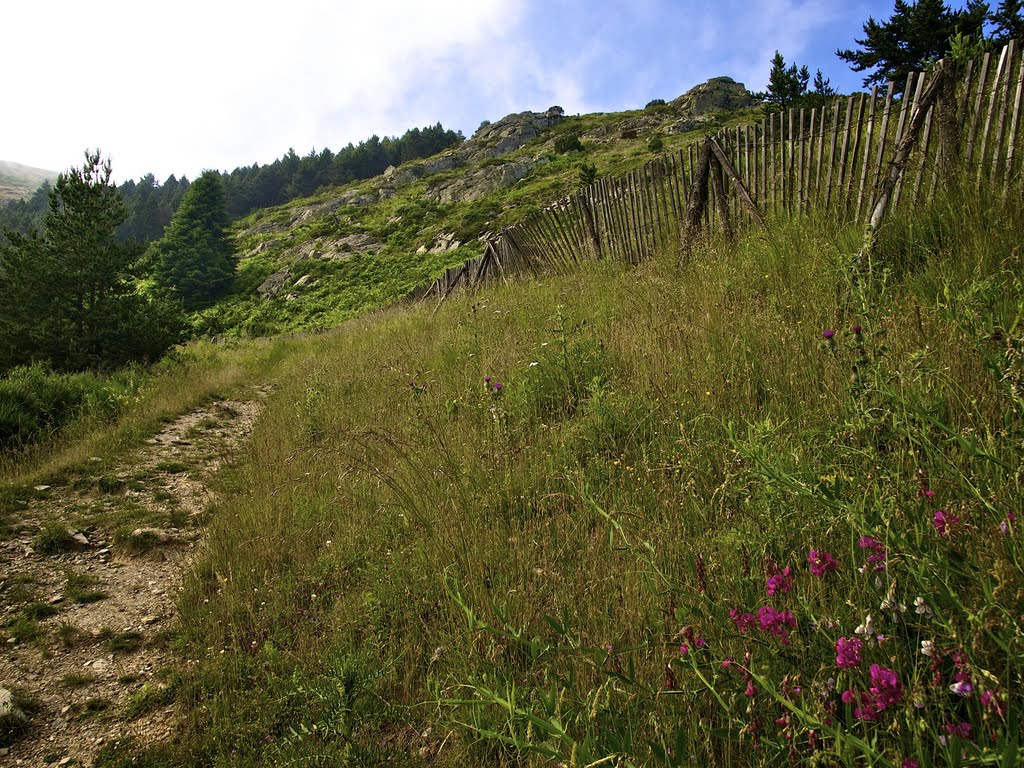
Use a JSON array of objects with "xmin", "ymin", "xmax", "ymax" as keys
[{"xmin": 5, "ymin": 171, "xmax": 1017, "ymax": 766}]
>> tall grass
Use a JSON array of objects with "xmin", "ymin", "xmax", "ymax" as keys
[{"xmin": 103, "ymin": 182, "xmax": 1022, "ymax": 766}]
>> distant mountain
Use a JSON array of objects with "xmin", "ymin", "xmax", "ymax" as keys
[{"xmin": 0, "ymin": 160, "xmax": 57, "ymax": 203}]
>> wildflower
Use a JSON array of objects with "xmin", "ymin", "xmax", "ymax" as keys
[
  {"xmin": 835, "ymin": 637, "xmax": 863, "ymax": 669},
  {"xmin": 765, "ymin": 565, "xmax": 793, "ymax": 596},
  {"xmin": 493, "ymin": 382, "xmax": 503, "ymax": 393},
  {"xmin": 744, "ymin": 681, "xmax": 757, "ymax": 697},
  {"xmin": 730, "ymin": 609, "xmax": 756, "ymax": 633},
  {"xmin": 921, "ymin": 639, "xmax": 936, "ymax": 657},
  {"xmin": 980, "ymin": 689, "xmax": 1006, "ymax": 717},
  {"xmin": 858, "ymin": 536, "xmax": 886, "ymax": 573},
  {"xmin": 721, "ymin": 657, "xmax": 732, "ymax": 669},
  {"xmin": 822, "ymin": 329, "xmax": 835, "ymax": 339},
  {"xmin": 854, "ymin": 614, "xmax": 877, "ymax": 641},
  {"xmin": 950, "ymin": 679, "xmax": 973, "ymax": 697},
  {"xmin": 853, "ymin": 325, "xmax": 863, "ymax": 335},
  {"xmin": 920, "ymin": 489, "xmax": 936, "ymax": 500},
  {"xmin": 808, "ymin": 549, "xmax": 839, "ymax": 577},
  {"xmin": 868, "ymin": 665, "xmax": 902, "ymax": 710},
  {"xmin": 1000, "ymin": 512, "xmax": 1016, "ymax": 535},
  {"xmin": 757, "ymin": 605, "xmax": 797, "ymax": 644},
  {"xmin": 902, "ymin": 760, "xmax": 920, "ymax": 768},
  {"xmin": 940, "ymin": 721, "xmax": 972, "ymax": 743},
  {"xmin": 914, "ymin": 596, "xmax": 931, "ymax": 616},
  {"xmin": 484, "ymin": 375, "xmax": 491, "ymax": 383},
  {"xmin": 880, "ymin": 593, "xmax": 906, "ymax": 619},
  {"xmin": 933, "ymin": 509, "xmax": 960, "ymax": 537}
]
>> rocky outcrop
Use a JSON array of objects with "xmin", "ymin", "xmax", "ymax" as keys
[
  {"xmin": 671, "ymin": 76, "xmax": 756, "ymax": 115},
  {"xmin": 256, "ymin": 233, "xmax": 383, "ymax": 298},
  {"xmin": 463, "ymin": 107, "xmax": 564, "ymax": 162},
  {"xmin": 427, "ymin": 155, "xmax": 550, "ymax": 204}
]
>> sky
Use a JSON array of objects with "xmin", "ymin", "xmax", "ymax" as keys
[{"xmin": 1, "ymin": 0, "xmax": 972, "ymax": 184}]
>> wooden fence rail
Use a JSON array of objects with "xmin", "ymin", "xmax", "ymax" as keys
[{"xmin": 421, "ymin": 41, "xmax": 1024, "ymax": 301}]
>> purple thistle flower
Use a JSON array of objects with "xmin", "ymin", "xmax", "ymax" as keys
[
  {"xmin": 853, "ymin": 325, "xmax": 863, "ymax": 335},
  {"xmin": 822, "ymin": 329, "xmax": 835, "ymax": 339},
  {"xmin": 484, "ymin": 375, "xmax": 492, "ymax": 383}
]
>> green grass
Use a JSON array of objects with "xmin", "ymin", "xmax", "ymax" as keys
[
  {"xmin": 82, "ymin": 177, "xmax": 1021, "ymax": 767},
  {"xmin": 64, "ymin": 570, "xmax": 107, "ymax": 604}
]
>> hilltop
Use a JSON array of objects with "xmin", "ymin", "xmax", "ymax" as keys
[{"xmin": 0, "ymin": 160, "xmax": 56, "ymax": 203}]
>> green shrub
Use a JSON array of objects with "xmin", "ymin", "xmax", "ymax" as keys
[{"xmin": 553, "ymin": 132, "xmax": 585, "ymax": 154}]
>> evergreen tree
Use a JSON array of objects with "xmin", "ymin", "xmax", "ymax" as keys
[
  {"xmin": 990, "ymin": 0, "xmax": 1024, "ymax": 42},
  {"xmin": 837, "ymin": 0, "xmax": 989, "ymax": 92},
  {"xmin": 0, "ymin": 151, "xmax": 183, "ymax": 372},
  {"xmin": 756, "ymin": 52, "xmax": 820, "ymax": 113},
  {"xmin": 152, "ymin": 170, "xmax": 235, "ymax": 309}
]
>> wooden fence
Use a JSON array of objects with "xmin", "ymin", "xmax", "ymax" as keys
[{"xmin": 421, "ymin": 40, "xmax": 1024, "ymax": 300}]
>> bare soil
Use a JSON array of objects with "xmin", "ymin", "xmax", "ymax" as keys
[{"xmin": 0, "ymin": 389, "xmax": 269, "ymax": 766}]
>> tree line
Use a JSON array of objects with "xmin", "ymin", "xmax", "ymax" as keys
[{"xmin": 0, "ymin": 122, "xmax": 463, "ymax": 245}]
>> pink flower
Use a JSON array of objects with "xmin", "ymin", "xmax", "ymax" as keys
[
  {"xmin": 822, "ymin": 329, "xmax": 835, "ymax": 339},
  {"xmin": 766, "ymin": 565, "xmax": 794, "ymax": 596},
  {"xmin": 808, "ymin": 549, "xmax": 839, "ymax": 576},
  {"xmin": 730, "ymin": 609, "xmax": 756, "ymax": 633},
  {"xmin": 933, "ymin": 509, "xmax": 960, "ymax": 537},
  {"xmin": 835, "ymin": 637, "xmax": 863, "ymax": 669},
  {"xmin": 941, "ymin": 721, "xmax": 972, "ymax": 740},
  {"xmin": 757, "ymin": 605, "xmax": 797, "ymax": 644},
  {"xmin": 858, "ymin": 536, "xmax": 886, "ymax": 573},
  {"xmin": 869, "ymin": 664, "xmax": 902, "ymax": 709},
  {"xmin": 744, "ymin": 681, "xmax": 757, "ymax": 697},
  {"xmin": 902, "ymin": 760, "xmax": 920, "ymax": 768}
]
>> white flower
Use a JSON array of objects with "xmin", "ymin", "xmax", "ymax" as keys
[
  {"xmin": 921, "ymin": 639, "xmax": 935, "ymax": 657},
  {"xmin": 855, "ymin": 614, "xmax": 877, "ymax": 639},
  {"xmin": 914, "ymin": 596, "xmax": 932, "ymax": 616}
]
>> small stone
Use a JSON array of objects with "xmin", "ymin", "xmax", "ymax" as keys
[
  {"xmin": 49, "ymin": 595, "xmax": 64, "ymax": 604},
  {"xmin": 68, "ymin": 529, "xmax": 90, "ymax": 546},
  {"xmin": 59, "ymin": 757, "xmax": 72, "ymax": 766},
  {"xmin": 34, "ymin": 485, "xmax": 51, "ymax": 491},
  {"xmin": 141, "ymin": 615, "xmax": 159, "ymax": 625},
  {"xmin": 61, "ymin": 705, "xmax": 71, "ymax": 715}
]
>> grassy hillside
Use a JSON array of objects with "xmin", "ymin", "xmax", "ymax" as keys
[
  {"xmin": 0, "ymin": 160, "xmax": 55, "ymax": 203},
  {"xmin": 198, "ymin": 92, "xmax": 756, "ymax": 338},
  {"xmin": 13, "ymin": 173, "xmax": 1013, "ymax": 766}
]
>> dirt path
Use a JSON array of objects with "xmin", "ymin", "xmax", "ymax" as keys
[{"xmin": 1, "ymin": 388, "xmax": 269, "ymax": 766}]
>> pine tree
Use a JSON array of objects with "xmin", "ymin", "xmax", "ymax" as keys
[
  {"xmin": 758, "ymin": 51, "xmax": 812, "ymax": 112},
  {"xmin": 990, "ymin": 0, "xmax": 1024, "ymax": 42},
  {"xmin": 0, "ymin": 151, "xmax": 183, "ymax": 372},
  {"xmin": 152, "ymin": 170, "xmax": 235, "ymax": 309},
  {"xmin": 837, "ymin": 0, "xmax": 989, "ymax": 92}
]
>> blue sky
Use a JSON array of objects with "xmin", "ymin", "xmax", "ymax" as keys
[{"xmin": 2, "ymin": 0, "xmax": 975, "ymax": 183}]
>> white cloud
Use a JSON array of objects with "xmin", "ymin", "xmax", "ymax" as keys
[{"xmin": 2, "ymin": 0, "xmax": 528, "ymax": 181}]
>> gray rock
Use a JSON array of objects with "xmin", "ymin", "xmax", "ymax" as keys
[
  {"xmin": 0, "ymin": 686, "xmax": 28, "ymax": 734},
  {"xmin": 427, "ymin": 155, "xmax": 550, "ymax": 204},
  {"xmin": 130, "ymin": 528, "xmax": 174, "ymax": 544},
  {"xmin": 293, "ymin": 274, "xmax": 316, "ymax": 289},
  {"xmin": 257, "ymin": 270, "xmax": 290, "ymax": 298},
  {"xmin": 465, "ymin": 108, "xmax": 564, "ymax": 162},
  {"xmin": 671, "ymin": 76, "xmax": 756, "ymax": 115}
]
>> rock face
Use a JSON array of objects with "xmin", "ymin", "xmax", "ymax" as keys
[
  {"xmin": 427, "ymin": 156, "xmax": 550, "ymax": 204},
  {"xmin": 671, "ymin": 76, "xmax": 756, "ymax": 115},
  {"xmin": 464, "ymin": 107, "xmax": 564, "ymax": 161}
]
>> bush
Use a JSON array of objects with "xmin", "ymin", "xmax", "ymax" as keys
[
  {"xmin": 644, "ymin": 98, "xmax": 666, "ymax": 109},
  {"xmin": 647, "ymin": 135, "xmax": 665, "ymax": 153},
  {"xmin": 553, "ymin": 132, "xmax": 585, "ymax": 154},
  {"xmin": 0, "ymin": 363, "xmax": 147, "ymax": 450}
]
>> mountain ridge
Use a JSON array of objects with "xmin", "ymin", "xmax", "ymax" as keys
[{"xmin": 0, "ymin": 160, "xmax": 57, "ymax": 202}]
